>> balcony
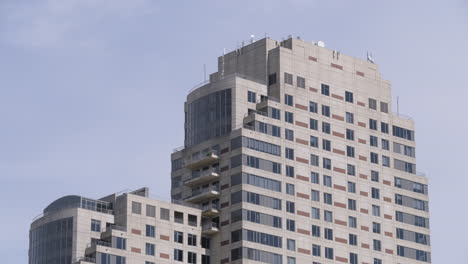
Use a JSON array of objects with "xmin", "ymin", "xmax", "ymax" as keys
[
  {"xmin": 184, "ymin": 169, "xmax": 220, "ymax": 187},
  {"xmin": 102, "ymin": 225, "xmax": 127, "ymax": 238},
  {"xmin": 255, "ymin": 96, "xmax": 280, "ymax": 110},
  {"xmin": 201, "ymin": 203, "xmax": 220, "ymax": 217},
  {"xmin": 185, "ymin": 151, "xmax": 219, "ymax": 170},
  {"xmin": 202, "ymin": 222, "xmax": 219, "ymax": 235},
  {"xmin": 184, "ymin": 185, "xmax": 220, "ymax": 203},
  {"xmin": 85, "ymin": 240, "xmax": 111, "ymax": 255}
]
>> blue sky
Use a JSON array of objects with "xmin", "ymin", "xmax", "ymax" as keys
[{"xmin": 1, "ymin": 0, "xmax": 467, "ymax": 263}]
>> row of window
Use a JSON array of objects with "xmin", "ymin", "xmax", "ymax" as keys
[
  {"xmin": 131, "ymin": 201, "xmax": 197, "ymax": 226},
  {"xmin": 231, "ymin": 154, "xmax": 282, "ymax": 174},
  {"xmin": 231, "ymin": 136, "xmax": 281, "ymax": 156},
  {"xmin": 232, "ymin": 229, "xmax": 282, "ymax": 248}
]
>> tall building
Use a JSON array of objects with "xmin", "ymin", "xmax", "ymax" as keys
[
  {"xmin": 30, "ymin": 36, "xmax": 431, "ymax": 264},
  {"xmin": 170, "ymin": 37, "xmax": 430, "ymax": 264}
]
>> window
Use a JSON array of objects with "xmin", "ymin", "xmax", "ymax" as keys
[
  {"xmin": 324, "ymin": 228, "xmax": 333, "ymax": 240},
  {"xmin": 248, "ymin": 91, "xmax": 256, "ymax": 103},
  {"xmin": 174, "ymin": 231, "xmax": 183, "ymax": 243},
  {"xmin": 324, "ymin": 210, "xmax": 333, "ymax": 222},
  {"xmin": 310, "ymin": 136, "xmax": 318, "ymax": 148},
  {"xmin": 286, "ymin": 165, "xmax": 295, "ymax": 177},
  {"xmin": 349, "ymin": 234, "xmax": 357, "ymax": 246},
  {"xmin": 146, "ymin": 225, "xmax": 155, "ymax": 237},
  {"xmin": 348, "ymin": 199, "xmax": 356, "ymax": 210},
  {"xmin": 325, "ymin": 247, "xmax": 334, "ymax": 260},
  {"xmin": 382, "ymin": 155, "xmax": 390, "ymax": 167},
  {"xmin": 322, "ymin": 139, "xmax": 331, "ymax": 151},
  {"xmin": 394, "ymin": 159, "xmax": 416, "ymax": 174},
  {"xmin": 286, "ymin": 148, "xmax": 294, "ymax": 160},
  {"xmin": 381, "ymin": 122, "xmax": 389, "ymax": 133},
  {"xmin": 145, "ymin": 243, "xmax": 155, "ymax": 256},
  {"xmin": 381, "ymin": 139, "xmax": 389, "ymax": 150},
  {"xmin": 348, "ymin": 181, "xmax": 356, "ymax": 193},
  {"xmin": 374, "ymin": 258, "xmax": 382, "ymax": 264},
  {"xmin": 201, "ymin": 237, "xmax": 210, "ymax": 249},
  {"xmin": 369, "ymin": 119, "xmax": 377, "ymax": 130},
  {"xmin": 371, "ymin": 170, "xmax": 379, "ymax": 182},
  {"xmin": 271, "ymin": 108, "xmax": 281, "ymax": 120},
  {"xmin": 346, "ymin": 112, "xmax": 354, "ymax": 123},
  {"xmin": 310, "ymin": 154, "xmax": 319, "ymax": 166},
  {"xmin": 373, "ymin": 239, "xmax": 381, "ymax": 251},
  {"xmin": 324, "ymin": 193, "xmax": 332, "ymax": 205},
  {"xmin": 323, "ymin": 175, "xmax": 332, "ymax": 187},
  {"xmin": 312, "ymin": 244, "xmax": 321, "ymax": 256},
  {"xmin": 322, "ymin": 105, "xmax": 330, "ymax": 117},
  {"xmin": 321, "ymin": 84, "xmax": 330, "ymax": 95},
  {"xmin": 322, "ymin": 122, "xmax": 330, "ymax": 134},
  {"xmin": 297, "ymin": 76, "xmax": 305, "ymax": 88},
  {"xmin": 188, "ymin": 234, "xmax": 197, "ymax": 246},
  {"xmin": 115, "ymin": 237, "xmax": 126, "ymax": 250},
  {"xmin": 91, "ymin": 219, "xmax": 101, "ymax": 232},
  {"xmin": 310, "ymin": 118, "xmax": 318, "ymax": 130},
  {"xmin": 287, "ymin": 239, "xmax": 296, "ymax": 251},
  {"xmin": 393, "ymin": 125, "xmax": 415, "ymax": 141},
  {"xmin": 311, "ymin": 190, "xmax": 320, "ymax": 202},
  {"xmin": 285, "ymin": 129, "xmax": 294, "ymax": 141},
  {"xmin": 372, "ymin": 205, "xmax": 381, "ymax": 217},
  {"xmin": 380, "ymin": 102, "xmax": 388, "ymax": 113},
  {"xmin": 345, "ymin": 91, "xmax": 354, "ymax": 102},
  {"xmin": 373, "ymin": 222, "xmax": 381, "ymax": 234},
  {"xmin": 174, "ymin": 211, "xmax": 184, "ymax": 224},
  {"xmin": 347, "ymin": 164, "xmax": 356, "ymax": 176},
  {"xmin": 323, "ymin": 158, "xmax": 331, "ymax": 170},
  {"xmin": 370, "ymin": 152, "xmax": 379, "ymax": 164},
  {"xmin": 349, "ymin": 216, "xmax": 357, "ymax": 228},
  {"xmin": 286, "ymin": 219, "xmax": 295, "ymax": 231},
  {"xmin": 350, "ymin": 253, "xmax": 358, "ymax": 264},
  {"xmin": 174, "ymin": 249, "xmax": 183, "ymax": 261},
  {"xmin": 286, "ymin": 201, "xmax": 295, "ymax": 213},
  {"xmin": 202, "ymin": 255, "xmax": 210, "ymax": 264},
  {"xmin": 188, "ymin": 214, "xmax": 197, "ymax": 227},
  {"xmin": 347, "ymin": 146, "xmax": 355, "ymax": 157},
  {"xmin": 286, "ymin": 183, "xmax": 295, "ymax": 195},
  {"xmin": 371, "ymin": 188, "xmax": 380, "ymax": 199},
  {"xmin": 287, "ymin": 257, "xmax": 296, "ymax": 264},
  {"xmin": 160, "ymin": 208, "xmax": 170, "ymax": 220},
  {"xmin": 188, "ymin": 252, "xmax": 197, "ymax": 264},
  {"xmin": 369, "ymin": 98, "xmax": 377, "ymax": 110},
  {"xmin": 370, "ymin": 135, "xmax": 378, "ymax": 147},
  {"xmin": 284, "ymin": 72, "xmax": 293, "ymax": 84},
  {"xmin": 285, "ymin": 94, "xmax": 293, "ymax": 106},
  {"xmin": 312, "ymin": 207, "xmax": 320, "ymax": 219},
  {"xmin": 146, "ymin": 205, "xmax": 156, "ymax": 217},
  {"xmin": 312, "ymin": 225, "xmax": 320, "ymax": 237},
  {"xmin": 285, "ymin": 111, "xmax": 294, "ymax": 123},
  {"xmin": 272, "ymin": 125, "xmax": 281, "ymax": 137},
  {"xmin": 311, "ymin": 172, "xmax": 319, "ymax": 183},
  {"xmin": 132, "ymin": 201, "xmax": 142, "ymax": 214},
  {"xmin": 309, "ymin": 101, "xmax": 318, "ymax": 113},
  {"xmin": 268, "ymin": 73, "xmax": 277, "ymax": 85},
  {"xmin": 346, "ymin": 129, "xmax": 354, "ymax": 140}
]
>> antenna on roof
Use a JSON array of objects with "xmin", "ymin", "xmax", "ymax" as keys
[
  {"xmin": 250, "ymin": 34, "xmax": 255, "ymax": 43},
  {"xmin": 367, "ymin": 51, "xmax": 375, "ymax": 63}
]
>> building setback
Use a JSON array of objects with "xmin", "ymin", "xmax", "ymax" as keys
[{"xmin": 30, "ymin": 36, "xmax": 431, "ymax": 264}]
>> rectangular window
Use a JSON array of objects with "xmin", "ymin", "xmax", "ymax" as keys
[
  {"xmin": 371, "ymin": 188, "xmax": 380, "ymax": 199},
  {"xmin": 145, "ymin": 243, "xmax": 155, "ymax": 256},
  {"xmin": 309, "ymin": 101, "xmax": 318, "ymax": 113},
  {"xmin": 382, "ymin": 155, "xmax": 390, "ymax": 167},
  {"xmin": 394, "ymin": 159, "xmax": 416, "ymax": 174},
  {"xmin": 381, "ymin": 122, "xmax": 389, "ymax": 133},
  {"xmin": 370, "ymin": 135, "xmax": 378, "ymax": 147},
  {"xmin": 91, "ymin": 219, "xmax": 101, "ymax": 232},
  {"xmin": 380, "ymin": 102, "xmax": 388, "ymax": 113},
  {"xmin": 393, "ymin": 125, "xmax": 415, "ymax": 141},
  {"xmin": 284, "ymin": 94, "xmax": 293, "ymax": 106},
  {"xmin": 286, "ymin": 201, "xmax": 295, "ymax": 213},
  {"xmin": 286, "ymin": 148, "xmax": 294, "ymax": 160},
  {"xmin": 146, "ymin": 225, "xmax": 155, "ymax": 237},
  {"xmin": 324, "ymin": 228, "xmax": 333, "ymax": 240},
  {"xmin": 188, "ymin": 252, "xmax": 197, "ymax": 264},
  {"xmin": 310, "ymin": 136, "xmax": 319, "ymax": 148},
  {"xmin": 349, "ymin": 234, "xmax": 358, "ymax": 246},
  {"xmin": 350, "ymin": 253, "xmax": 358, "ymax": 264},
  {"xmin": 324, "ymin": 210, "xmax": 333, "ymax": 222},
  {"xmin": 297, "ymin": 76, "xmax": 305, "ymax": 88},
  {"xmin": 321, "ymin": 84, "xmax": 330, "ymax": 95},
  {"xmin": 174, "ymin": 231, "xmax": 183, "ymax": 243},
  {"xmin": 325, "ymin": 247, "xmax": 334, "ymax": 260},
  {"xmin": 348, "ymin": 199, "xmax": 357, "ymax": 210},
  {"xmin": 287, "ymin": 239, "xmax": 296, "ymax": 251},
  {"xmin": 311, "ymin": 207, "xmax": 320, "ymax": 219},
  {"xmin": 324, "ymin": 193, "xmax": 332, "ymax": 205},
  {"xmin": 381, "ymin": 139, "xmax": 389, "ymax": 150},
  {"xmin": 345, "ymin": 91, "xmax": 354, "ymax": 103},
  {"xmin": 286, "ymin": 183, "xmax": 295, "ymax": 195},
  {"xmin": 160, "ymin": 208, "xmax": 170, "ymax": 220},
  {"xmin": 268, "ymin": 73, "xmax": 277, "ymax": 85},
  {"xmin": 322, "ymin": 122, "xmax": 330, "ymax": 134},
  {"xmin": 271, "ymin": 108, "xmax": 281, "ymax": 120},
  {"xmin": 323, "ymin": 158, "xmax": 331, "ymax": 170},
  {"xmin": 346, "ymin": 129, "xmax": 354, "ymax": 140},
  {"xmin": 312, "ymin": 244, "xmax": 321, "ymax": 256},
  {"xmin": 146, "ymin": 205, "xmax": 156, "ymax": 217},
  {"xmin": 347, "ymin": 146, "xmax": 355, "ymax": 157},
  {"xmin": 132, "ymin": 201, "xmax": 142, "ymax": 214},
  {"xmin": 311, "ymin": 172, "xmax": 319, "ymax": 183},
  {"xmin": 371, "ymin": 170, "xmax": 379, "ymax": 182},
  {"xmin": 369, "ymin": 98, "xmax": 377, "ymax": 110},
  {"xmin": 372, "ymin": 205, "xmax": 381, "ymax": 217},
  {"xmin": 374, "ymin": 258, "xmax": 382, "ymax": 264},
  {"xmin": 349, "ymin": 216, "xmax": 357, "ymax": 228},
  {"xmin": 310, "ymin": 154, "xmax": 319, "ymax": 166},
  {"xmin": 285, "ymin": 111, "xmax": 294, "ymax": 123},
  {"xmin": 369, "ymin": 119, "xmax": 377, "ymax": 130},
  {"xmin": 310, "ymin": 118, "xmax": 318, "ymax": 130},
  {"xmin": 348, "ymin": 181, "xmax": 356, "ymax": 193},
  {"xmin": 248, "ymin": 91, "xmax": 256, "ymax": 103},
  {"xmin": 346, "ymin": 112, "xmax": 354, "ymax": 123},
  {"xmin": 284, "ymin": 72, "xmax": 293, "ymax": 84},
  {"xmin": 393, "ymin": 142, "xmax": 416, "ymax": 157},
  {"xmin": 322, "ymin": 139, "xmax": 331, "ymax": 151},
  {"xmin": 286, "ymin": 165, "xmax": 295, "ymax": 178},
  {"xmin": 370, "ymin": 152, "xmax": 379, "ymax": 164},
  {"xmin": 285, "ymin": 129, "xmax": 294, "ymax": 141},
  {"xmin": 323, "ymin": 175, "xmax": 332, "ymax": 187},
  {"xmin": 322, "ymin": 105, "xmax": 330, "ymax": 117},
  {"xmin": 312, "ymin": 225, "xmax": 321, "ymax": 237},
  {"xmin": 311, "ymin": 190, "xmax": 320, "ymax": 202},
  {"xmin": 373, "ymin": 239, "xmax": 381, "ymax": 251},
  {"xmin": 286, "ymin": 219, "xmax": 295, "ymax": 231},
  {"xmin": 174, "ymin": 249, "xmax": 183, "ymax": 261},
  {"xmin": 188, "ymin": 234, "xmax": 197, "ymax": 246},
  {"xmin": 174, "ymin": 211, "xmax": 183, "ymax": 224},
  {"xmin": 347, "ymin": 164, "xmax": 355, "ymax": 176}
]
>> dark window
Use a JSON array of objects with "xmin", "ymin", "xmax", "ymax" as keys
[
  {"xmin": 297, "ymin": 76, "xmax": 305, "ymax": 88},
  {"xmin": 285, "ymin": 111, "xmax": 294, "ymax": 123},
  {"xmin": 321, "ymin": 84, "xmax": 330, "ymax": 96},
  {"xmin": 268, "ymin": 73, "xmax": 277, "ymax": 85},
  {"xmin": 284, "ymin": 72, "xmax": 293, "ymax": 84},
  {"xmin": 369, "ymin": 119, "xmax": 377, "ymax": 130},
  {"xmin": 309, "ymin": 101, "xmax": 318, "ymax": 113},
  {"xmin": 322, "ymin": 105, "xmax": 330, "ymax": 117},
  {"xmin": 284, "ymin": 94, "xmax": 293, "ymax": 106},
  {"xmin": 346, "ymin": 129, "xmax": 354, "ymax": 140},
  {"xmin": 248, "ymin": 91, "xmax": 256, "ymax": 103},
  {"xmin": 345, "ymin": 91, "xmax": 354, "ymax": 103}
]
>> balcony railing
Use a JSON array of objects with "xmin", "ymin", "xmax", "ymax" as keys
[
  {"xmin": 201, "ymin": 203, "xmax": 220, "ymax": 211},
  {"xmin": 184, "ymin": 185, "xmax": 220, "ymax": 203},
  {"xmin": 105, "ymin": 225, "xmax": 127, "ymax": 232},
  {"xmin": 202, "ymin": 222, "xmax": 219, "ymax": 230},
  {"xmin": 191, "ymin": 185, "xmax": 219, "ymax": 197},
  {"xmin": 184, "ymin": 169, "xmax": 220, "ymax": 186},
  {"xmin": 185, "ymin": 151, "xmax": 219, "ymax": 169}
]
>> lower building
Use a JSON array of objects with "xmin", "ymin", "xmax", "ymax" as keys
[{"xmin": 29, "ymin": 188, "xmax": 211, "ymax": 264}]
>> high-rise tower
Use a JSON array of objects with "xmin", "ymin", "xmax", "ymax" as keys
[{"xmin": 171, "ymin": 37, "xmax": 431, "ymax": 264}]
